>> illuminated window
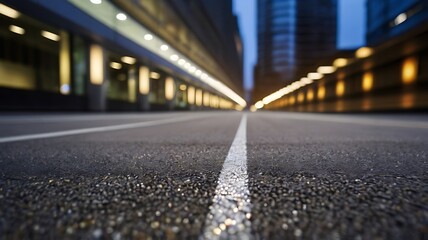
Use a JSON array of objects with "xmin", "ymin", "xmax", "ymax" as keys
[
  {"xmin": 297, "ymin": 92, "xmax": 304, "ymax": 103},
  {"xmin": 317, "ymin": 85, "xmax": 325, "ymax": 100},
  {"xmin": 107, "ymin": 53, "xmax": 136, "ymax": 102},
  {"xmin": 402, "ymin": 57, "xmax": 418, "ymax": 85},
  {"xmin": 0, "ymin": 10, "xmax": 60, "ymax": 92},
  {"xmin": 289, "ymin": 95, "xmax": 295, "ymax": 105},
  {"xmin": 203, "ymin": 92, "xmax": 210, "ymax": 107},
  {"xmin": 59, "ymin": 31, "xmax": 70, "ymax": 95},
  {"xmin": 90, "ymin": 45, "xmax": 104, "ymax": 85},
  {"xmin": 210, "ymin": 95, "xmax": 219, "ymax": 108},
  {"xmin": 306, "ymin": 89, "xmax": 314, "ymax": 101},
  {"xmin": 165, "ymin": 77, "xmax": 175, "ymax": 101},
  {"xmin": 336, "ymin": 80, "xmax": 345, "ymax": 97},
  {"xmin": 139, "ymin": 66, "xmax": 150, "ymax": 94},
  {"xmin": 362, "ymin": 72, "xmax": 373, "ymax": 92},
  {"xmin": 195, "ymin": 89, "xmax": 203, "ymax": 106},
  {"xmin": 187, "ymin": 86, "xmax": 195, "ymax": 104}
]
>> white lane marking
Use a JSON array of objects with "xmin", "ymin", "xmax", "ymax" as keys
[
  {"xmin": 0, "ymin": 115, "xmax": 205, "ymax": 143},
  {"xmin": 0, "ymin": 113, "xmax": 184, "ymax": 123},
  {"xmin": 201, "ymin": 113, "xmax": 252, "ymax": 240},
  {"xmin": 270, "ymin": 112, "xmax": 428, "ymax": 129}
]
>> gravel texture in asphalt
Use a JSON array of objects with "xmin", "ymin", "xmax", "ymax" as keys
[
  {"xmin": 247, "ymin": 112, "xmax": 428, "ymax": 239},
  {"xmin": 0, "ymin": 112, "xmax": 427, "ymax": 239}
]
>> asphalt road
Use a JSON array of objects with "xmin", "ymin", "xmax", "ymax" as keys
[{"xmin": 0, "ymin": 111, "xmax": 427, "ymax": 239}]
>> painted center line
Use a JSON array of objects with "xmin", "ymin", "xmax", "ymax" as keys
[
  {"xmin": 0, "ymin": 115, "xmax": 205, "ymax": 143},
  {"xmin": 201, "ymin": 113, "xmax": 252, "ymax": 240}
]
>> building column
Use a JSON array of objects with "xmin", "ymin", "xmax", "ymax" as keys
[
  {"xmin": 203, "ymin": 91, "xmax": 210, "ymax": 110},
  {"xmin": 88, "ymin": 44, "xmax": 107, "ymax": 111},
  {"xmin": 187, "ymin": 86, "xmax": 196, "ymax": 111},
  {"xmin": 137, "ymin": 66, "xmax": 150, "ymax": 111},
  {"xmin": 195, "ymin": 88, "xmax": 203, "ymax": 110},
  {"xmin": 165, "ymin": 76, "xmax": 176, "ymax": 110}
]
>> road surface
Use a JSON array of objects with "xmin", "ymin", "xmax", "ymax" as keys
[{"xmin": 0, "ymin": 111, "xmax": 427, "ymax": 239}]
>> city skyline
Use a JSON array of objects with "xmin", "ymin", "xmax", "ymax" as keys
[
  {"xmin": 233, "ymin": 0, "xmax": 365, "ymax": 91},
  {"xmin": 252, "ymin": 0, "xmax": 338, "ymax": 102}
]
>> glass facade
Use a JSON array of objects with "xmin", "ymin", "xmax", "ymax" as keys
[
  {"xmin": 0, "ymin": 1, "xmax": 239, "ymax": 111},
  {"xmin": 254, "ymin": 0, "xmax": 337, "ymax": 100},
  {"xmin": 149, "ymin": 71, "xmax": 165, "ymax": 105},
  {"xmin": 367, "ymin": 0, "xmax": 428, "ymax": 45},
  {"xmin": 72, "ymin": 36, "xmax": 87, "ymax": 96},
  {"xmin": 175, "ymin": 81, "xmax": 188, "ymax": 108},
  {"xmin": 107, "ymin": 53, "xmax": 136, "ymax": 103},
  {"xmin": 0, "ymin": 12, "xmax": 60, "ymax": 92},
  {"xmin": 0, "ymin": 9, "xmax": 91, "ymax": 99}
]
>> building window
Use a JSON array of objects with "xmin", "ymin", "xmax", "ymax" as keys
[
  {"xmin": 0, "ymin": 11, "xmax": 61, "ymax": 92},
  {"xmin": 107, "ymin": 53, "xmax": 136, "ymax": 103},
  {"xmin": 72, "ymin": 36, "xmax": 86, "ymax": 95},
  {"xmin": 175, "ymin": 80, "xmax": 188, "ymax": 108},
  {"xmin": 149, "ymin": 69, "xmax": 165, "ymax": 104}
]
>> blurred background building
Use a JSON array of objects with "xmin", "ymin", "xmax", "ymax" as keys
[
  {"xmin": 253, "ymin": 0, "xmax": 338, "ymax": 102},
  {"xmin": 0, "ymin": 0, "xmax": 245, "ymax": 111},
  {"xmin": 254, "ymin": 0, "xmax": 428, "ymax": 112},
  {"xmin": 366, "ymin": 0, "xmax": 428, "ymax": 46}
]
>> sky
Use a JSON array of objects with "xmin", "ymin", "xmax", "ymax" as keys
[{"xmin": 232, "ymin": 0, "xmax": 365, "ymax": 90}]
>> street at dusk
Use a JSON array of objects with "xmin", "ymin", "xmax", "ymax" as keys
[{"xmin": 1, "ymin": 0, "xmax": 428, "ymax": 239}]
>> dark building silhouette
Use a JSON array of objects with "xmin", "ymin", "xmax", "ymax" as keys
[
  {"xmin": 0, "ymin": 0, "xmax": 245, "ymax": 111},
  {"xmin": 253, "ymin": 0, "xmax": 338, "ymax": 102},
  {"xmin": 366, "ymin": 0, "xmax": 428, "ymax": 46}
]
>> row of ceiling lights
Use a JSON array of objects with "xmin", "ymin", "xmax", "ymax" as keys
[
  {"xmin": 254, "ymin": 46, "xmax": 374, "ymax": 109},
  {"xmin": 1, "ymin": 3, "xmax": 61, "ymax": 42},
  {"xmin": 1, "ymin": 0, "xmax": 245, "ymax": 107},
  {"xmin": 88, "ymin": 0, "xmax": 246, "ymax": 107},
  {"xmin": 91, "ymin": 0, "xmax": 223, "ymax": 88},
  {"xmin": 2, "ymin": 1, "xmax": 221, "ymax": 97}
]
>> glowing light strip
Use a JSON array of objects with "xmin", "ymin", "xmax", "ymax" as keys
[{"xmin": 259, "ymin": 77, "xmax": 314, "ymax": 106}]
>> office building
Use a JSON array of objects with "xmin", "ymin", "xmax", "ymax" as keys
[
  {"xmin": 254, "ymin": 0, "xmax": 337, "ymax": 101},
  {"xmin": 0, "ymin": 0, "xmax": 245, "ymax": 111}
]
